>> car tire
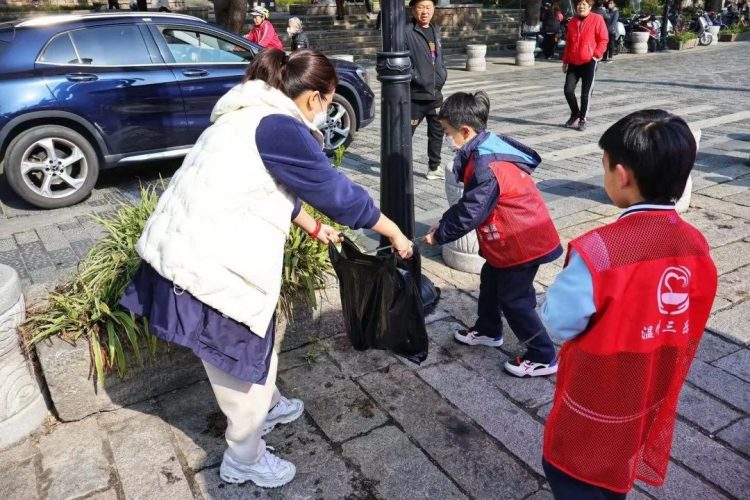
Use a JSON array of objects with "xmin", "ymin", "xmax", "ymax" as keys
[
  {"xmin": 322, "ymin": 94, "xmax": 356, "ymax": 156},
  {"xmin": 5, "ymin": 125, "xmax": 99, "ymax": 209}
]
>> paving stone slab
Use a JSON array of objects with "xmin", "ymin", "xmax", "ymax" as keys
[
  {"xmin": 431, "ymin": 288, "xmax": 479, "ymax": 330},
  {"xmin": 696, "ymin": 332, "xmax": 744, "ymax": 363},
  {"xmin": 716, "ymin": 264, "xmax": 750, "ymax": 305},
  {"xmin": 278, "ymin": 359, "xmax": 388, "ymax": 443},
  {"xmin": 98, "ymin": 402, "xmax": 192, "ymax": 500},
  {"xmin": 676, "ymin": 385, "xmax": 742, "ymax": 433},
  {"xmin": 716, "ymin": 417, "xmax": 750, "ymax": 457},
  {"xmin": 341, "ymin": 425, "xmax": 467, "ymax": 499},
  {"xmin": 157, "ymin": 380, "xmax": 224, "ymax": 471},
  {"xmin": 429, "ymin": 321, "xmax": 555, "ymax": 408},
  {"xmin": 195, "ymin": 415, "xmax": 358, "ymax": 499},
  {"xmin": 712, "ymin": 348, "xmax": 750, "ymax": 383},
  {"xmin": 419, "ymin": 361, "xmax": 547, "ymax": 476},
  {"xmin": 638, "ymin": 460, "xmax": 729, "ymax": 500},
  {"xmin": 358, "ymin": 363, "xmax": 539, "ymax": 499},
  {"xmin": 687, "ymin": 359, "xmax": 750, "ymax": 413},
  {"xmin": 670, "ymin": 421, "xmax": 750, "ymax": 499},
  {"xmin": 38, "ymin": 418, "xmax": 111, "ymax": 500},
  {"xmin": 325, "ymin": 333, "xmax": 397, "ymax": 378},
  {"xmin": 709, "ymin": 300, "xmax": 750, "ymax": 346},
  {"xmin": 0, "ymin": 457, "xmax": 38, "ymax": 500}
]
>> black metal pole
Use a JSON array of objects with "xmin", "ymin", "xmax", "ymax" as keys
[
  {"xmin": 660, "ymin": 0, "xmax": 670, "ymax": 50},
  {"xmin": 376, "ymin": 0, "xmax": 415, "ymax": 243}
]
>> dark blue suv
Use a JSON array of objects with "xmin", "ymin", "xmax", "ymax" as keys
[{"xmin": 0, "ymin": 12, "xmax": 375, "ymax": 208}]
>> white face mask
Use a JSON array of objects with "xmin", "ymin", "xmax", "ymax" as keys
[
  {"xmin": 287, "ymin": 27, "xmax": 294, "ymax": 36},
  {"xmin": 445, "ymin": 134, "xmax": 459, "ymax": 151},
  {"xmin": 313, "ymin": 94, "xmax": 328, "ymax": 129}
]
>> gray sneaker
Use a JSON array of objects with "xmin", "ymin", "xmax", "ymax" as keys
[
  {"xmin": 426, "ymin": 168, "xmax": 445, "ymax": 180},
  {"xmin": 220, "ymin": 448, "xmax": 295, "ymax": 488},
  {"xmin": 262, "ymin": 395, "xmax": 304, "ymax": 435}
]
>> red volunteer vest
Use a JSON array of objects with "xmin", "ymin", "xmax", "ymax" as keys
[
  {"xmin": 543, "ymin": 210, "xmax": 717, "ymax": 493},
  {"xmin": 464, "ymin": 158, "xmax": 560, "ymax": 268}
]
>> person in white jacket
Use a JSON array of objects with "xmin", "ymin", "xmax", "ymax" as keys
[{"xmin": 120, "ymin": 49, "xmax": 413, "ymax": 488}]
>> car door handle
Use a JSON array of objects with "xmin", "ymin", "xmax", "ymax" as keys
[
  {"xmin": 66, "ymin": 73, "xmax": 98, "ymax": 82},
  {"xmin": 182, "ymin": 69, "xmax": 209, "ymax": 77}
]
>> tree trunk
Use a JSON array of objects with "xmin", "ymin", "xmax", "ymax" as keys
[
  {"xmin": 524, "ymin": 0, "xmax": 543, "ymax": 32},
  {"xmin": 214, "ymin": 0, "xmax": 230, "ymax": 29},
  {"xmin": 705, "ymin": 0, "xmax": 722, "ymax": 12},
  {"xmin": 228, "ymin": 0, "xmax": 249, "ymax": 35}
]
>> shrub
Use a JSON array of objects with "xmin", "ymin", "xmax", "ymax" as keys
[
  {"xmin": 668, "ymin": 30, "xmax": 698, "ymax": 42},
  {"xmin": 23, "ymin": 184, "xmax": 346, "ymax": 384},
  {"xmin": 720, "ymin": 24, "xmax": 750, "ymax": 34}
]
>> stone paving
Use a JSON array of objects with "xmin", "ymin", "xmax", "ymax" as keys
[{"xmin": 1, "ymin": 43, "xmax": 749, "ymax": 499}]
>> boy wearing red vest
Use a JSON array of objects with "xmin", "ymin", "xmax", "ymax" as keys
[
  {"xmin": 540, "ymin": 110, "xmax": 718, "ymax": 498},
  {"xmin": 424, "ymin": 91, "xmax": 563, "ymax": 377}
]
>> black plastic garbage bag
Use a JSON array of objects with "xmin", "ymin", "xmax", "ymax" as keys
[{"xmin": 329, "ymin": 237, "xmax": 429, "ymax": 364}]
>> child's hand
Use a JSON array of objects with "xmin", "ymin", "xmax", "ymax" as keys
[
  {"xmin": 423, "ymin": 224, "xmax": 439, "ymax": 246},
  {"xmin": 316, "ymin": 224, "xmax": 343, "ymax": 244}
]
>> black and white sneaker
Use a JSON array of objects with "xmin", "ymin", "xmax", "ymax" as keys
[
  {"xmin": 564, "ymin": 115, "xmax": 580, "ymax": 128},
  {"xmin": 454, "ymin": 328, "xmax": 503, "ymax": 347},
  {"xmin": 504, "ymin": 357, "xmax": 558, "ymax": 378},
  {"xmin": 577, "ymin": 119, "xmax": 587, "ymax": 132}
]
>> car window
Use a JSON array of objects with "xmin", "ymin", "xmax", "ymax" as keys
[
  {"xmin": 159, "ymin": 28, "xmax": 253, "ymax": 64},
  {"xmin": 64, "ymin": 25, "xmax": 153, "ymax": 65},
  {"xmin": 38, "ymin": 33, "xmax": 79, "ymax": 64}
]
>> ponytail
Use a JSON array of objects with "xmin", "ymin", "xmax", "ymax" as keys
[{"xmin": 243, "ymin": 48, "xmax": 337, "ymax": 99}]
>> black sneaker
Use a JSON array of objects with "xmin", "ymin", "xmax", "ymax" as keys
[
  {"xmin": 564, "ymin": 115, "xmax": 579, "ymax": 128},
  {"xmin": 577, "ymin": 119, "xmax": 587, "ymax": 132}
]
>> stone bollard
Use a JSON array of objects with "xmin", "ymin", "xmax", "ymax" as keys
[
  {"xmin": 441, "ymin": 163, "xmax": 485, "ymax": 274},
  {"xmin": 515, "ymin": 40, "xmax": 536, "ymax": 66},
  {"xmin": 631, "ymin": 31, "xmax": 650, "ymax": 54},
  {"xmin": 465, "ymin": 44, "xmax": 487, "ymax": 71},
  {"xmin": 707, "ymin": 25, "xmax": 720, "ymax": 45},
  {"xmin": 0, "ymin": 264, "xmax": 47, "ymax": 449}
]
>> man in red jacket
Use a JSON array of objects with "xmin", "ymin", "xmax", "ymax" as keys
[
  {"xmin": 245, "ymin": 7, "xmax": 284, "ymax": 51},
  {"xmin": 561, "ymin": 0, "xmax": 608, "ymax": 131}
]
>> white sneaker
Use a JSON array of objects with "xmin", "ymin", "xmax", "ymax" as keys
[
  {"xmin": 426, "ymin": 168, "xmax": 445, "ymax": 180},
  {"xmin": 220, "ymin": 448, "xmax": 295, "ymax": 488},
  {"xmin": 453, "ymin": 328, "xmax": 504, "ymax": 347},
  {"xmin": 503, "ymin": 357, "xmax": 558, "ymax": 378},
  {"xmin": 262, "ymin": 396, "xmax": 304, "ymax": 436}
]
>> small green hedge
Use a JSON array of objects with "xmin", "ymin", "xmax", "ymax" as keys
[{"xmin": 668, "ymin": 31, "xmax": 698, "ymax": 42}]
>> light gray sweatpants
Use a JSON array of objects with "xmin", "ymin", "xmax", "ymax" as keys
[{"xmin": 202, "ymin": 351, "xmax": 280, "ymax": 465}]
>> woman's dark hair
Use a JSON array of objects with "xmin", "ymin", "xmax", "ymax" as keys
[
  {"xmin": 599, "ymin": 109, "xmax": 696, "ymax": 203},
  {"xmin": 438, "ymin": 91, "xmax": 490, "ymax": 131},
  {"xmin": 243, "ymin": 49, "xmax": 337, "ymax": 99}
]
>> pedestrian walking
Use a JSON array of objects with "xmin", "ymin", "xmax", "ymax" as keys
[
  {"xmin": 244, "ymin": 6, "xmax": 284, "ymax": 50},
  {"xmin": 604, "ymin": 0, "xmax": 619, "ymax": 62},
  {"xmin": 336, "ymin": 0, "xmax": 346, "ymax": 20},
  {"xmin": 561, "ymin": 0, "xmax": 608, "ymax": 132},
  {"xmin": 405, "ymin": 0, "xmax": 448, "ymax": 180},
  {"xmin": 541, "ymin": 1, "xmax": 564, "ymax": 59},
  {"xmin": 424, "ymin": 91, "xmax": 563, "ymax": 377},
  {"xmin": 287, "ymin": 17, "xmax": 311, "ymax": 51},
  {"xmin": 119, "ymin": 49, "xmax": 413, "ymax": 489},
  {"xmin": 541, "ymin": 109, "xmax": 717, "ymax": 499}
]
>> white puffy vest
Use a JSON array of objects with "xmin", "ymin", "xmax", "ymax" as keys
[{"xmin": 136, "ymin": 81, "xmax": 322, "ymax": 336}]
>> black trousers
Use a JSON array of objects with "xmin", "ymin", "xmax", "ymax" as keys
[
  {"xmin": 564, "ymin": 59, "xmax": 598, "ymax": 120},
  {"xmin": 474, "ymin": 263, "xmax": 556, "ymax": 364},
  {"xmin": 411, "ymin": 100, "xmax": 443, "ymax": 171},
  {"xmin": 543, "ymin": 459, "xmax": 628, "ymax": 499},
  {"xmin": 606, "ymin": 32, "xmax": 617, "ymax": 60},
  {"xmin": 542, "ymin": 33, "xmax": 558, "ymax": 59}
]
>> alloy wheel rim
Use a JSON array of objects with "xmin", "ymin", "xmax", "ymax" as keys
[
  {"xmin": 20, "ymin": 137, "xmax": 88, "ymax": 199},
  {"xmin": 321, "ymin": 101, "xmax": 351, "ymax": 150}
]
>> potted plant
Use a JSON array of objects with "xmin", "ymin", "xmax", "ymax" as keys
[
  {"xmin": 667, "ymin": 30, "xmax": 699, "ymax": 50},
  {"xmin": 719, "ymin": 24, "xmax": 750, "ymax": 42}
]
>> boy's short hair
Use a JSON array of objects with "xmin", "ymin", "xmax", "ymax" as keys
[
  {"xmin": 438, "ymin": 91, "xmax": 490, "ymax": 132},
  {"xmin": 599, "ymin": 109, "xmax": 696, "ymax": 203}
]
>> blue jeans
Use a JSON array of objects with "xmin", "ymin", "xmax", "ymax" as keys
[{"xmin": 474, "ymin": 262, "xmax": 555, "ymax": 364}]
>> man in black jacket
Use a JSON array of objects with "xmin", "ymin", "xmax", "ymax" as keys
[{"xmin": 405, "ymin": 0, "xmax": 448, "ymax": 180}]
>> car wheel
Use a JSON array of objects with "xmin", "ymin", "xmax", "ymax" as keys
[
  {"xmin": 321, "ymin": 94, "xmax": 355, "ymax": 155},
  {"xmin": 5, "ymin": 125, "xmax": 99, "ymax": 209}
]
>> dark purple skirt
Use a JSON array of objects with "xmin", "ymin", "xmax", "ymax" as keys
[{"xmin": 119, "ymin": 262, "xmax": 274, "ymax": 384}]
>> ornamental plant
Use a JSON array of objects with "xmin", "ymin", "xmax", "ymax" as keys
[{"xmin": 23, "ymin": 183, "xmax": 345, "ymax": 384}]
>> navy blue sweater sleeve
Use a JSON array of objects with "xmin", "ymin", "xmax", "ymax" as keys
[
  {"xmin": 256, "ymin": 115, "xmax": 381, "ymax": 229},
  {"xmin": 435, "ymin": 164, "xmax": 499, "ymax": 245}
]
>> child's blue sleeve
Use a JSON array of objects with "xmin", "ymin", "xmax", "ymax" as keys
[{"xmin": 541, "ymin": 250, "xmax": 596, "ymax": 341}]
